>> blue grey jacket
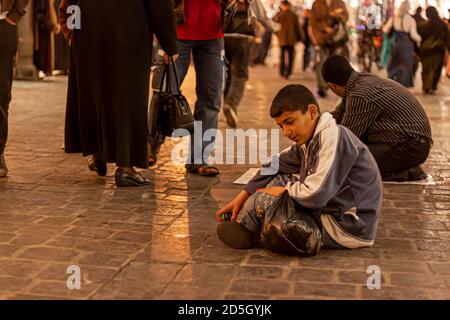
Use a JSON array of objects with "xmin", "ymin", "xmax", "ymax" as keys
[{"xmin": 245, "ymin": 112, "xmax": 383, "ymax": 248}]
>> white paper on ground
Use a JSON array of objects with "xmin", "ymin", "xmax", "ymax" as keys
[
  {"xmin": 233, "ymin": 168, "xmax": 260, "ymax": 185},
  {"xmin": 383, "ymin": 175, "xmax": 435, "ymax": 186},
  {"xmin": 235, "ymin": 169, "xmax": 436, "ymax": 186}
]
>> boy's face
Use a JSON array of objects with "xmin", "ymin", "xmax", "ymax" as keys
[{"xmin": 274, "ymin": 105, "xmax": 320, "ymax": 146}]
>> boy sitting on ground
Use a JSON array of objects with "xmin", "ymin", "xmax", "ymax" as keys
[{"xmin": 216, "ymin": 85, "xmax": 383, "ymax": 252}]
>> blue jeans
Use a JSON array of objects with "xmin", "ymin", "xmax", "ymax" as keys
[{"xmin": 176, "ymin": 38, "xmax": 224, "ymax": 165}]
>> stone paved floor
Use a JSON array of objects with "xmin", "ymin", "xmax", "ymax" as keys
[{"xmin": 0, "ymin": 64, "xmax": 449, "ymax": 300}]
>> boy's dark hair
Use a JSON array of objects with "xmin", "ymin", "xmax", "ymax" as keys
[
  {"xmin": 321, "ymin": 55, "xmax": 355, "ymax": 86},
  {"xmin": 270, "ymin": 84, "xmax": 320, "ymax": 118}
]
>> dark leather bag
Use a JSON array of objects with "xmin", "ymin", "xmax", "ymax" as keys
[
  {"xmin": 261, "ymin": 191, "xmax": 323, "ymax": 257},
  {"xmin": 157, "ymin": 58, "xmax": 194, "ymax": 137}
]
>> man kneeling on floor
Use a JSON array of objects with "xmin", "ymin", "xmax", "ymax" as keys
[
  {"xmin": 322, "ymin": 55, "xmax": 433, "ymax": 182},
  {"xmin": 216, "ymin": 85, "xmax": 382, "ymax": 254}
]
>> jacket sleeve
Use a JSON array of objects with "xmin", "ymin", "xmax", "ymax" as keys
[
  {"xmin": 285, "ymin": 127, "xmax": 359, "ymax": 209},
  {"xmin": 251, "ymin": 0, "xmax": 274, "ymax": 31},
  {"xmin": 7, "ymin": 0, "xmax": 30, "ymax": 22},
  {"xmin": 147, "ymin": 0, "xmax": 179, "ymax": 56},
  {"xmin": 245, "ymin": 144, "xmax": 302, "ymax": 194}
]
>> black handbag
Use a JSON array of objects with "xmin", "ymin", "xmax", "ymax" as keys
[
  {"xmin": 261, "ymin": 191, "xmax": 323, "ymax": 257},
  {"xmin": 157, "ymin": 58, "xmax": 194, "ymax": 137}
]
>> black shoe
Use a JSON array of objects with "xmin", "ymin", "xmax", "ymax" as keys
[
  {"xmin": 382, "ymin": 169, "xmax": 410, "ymax": 182},
  {"xmin": 0, "ymin": 153, "xmax": 8, "ymax": 178},
  {"xmin": 115, "ymin": 169, "xmax": 151, "ymax": 187},
  {"xmin": 408, "ymin": 165, "xmax": 427, "ymax": 181},
  {"xmin": 217, "ymin": 222, "xmax": 258, "ymax": 249},
  {"xmin": 88, "ymin": 156, "xmax": 107, "ymax": 176}
]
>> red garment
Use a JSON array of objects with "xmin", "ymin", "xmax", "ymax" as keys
[{"xmin": 177, "ymin": 0, "xmax": 223, "ymax": 40}]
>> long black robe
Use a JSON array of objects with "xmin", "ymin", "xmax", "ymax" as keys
[
  {"xmin": 418, "ymin": 21, "xmax": 448, "ymax": 91},
  {"xmin": 64, "ymin": 0, "xmax": 178, "ymax": 168}
]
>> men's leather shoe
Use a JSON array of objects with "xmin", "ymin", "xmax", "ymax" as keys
[
  {"xmin": 88, "ymin": 156, "xmax": 107, "ymax": 176},
  {"xmin": 0, "ymin": 154, "xmax": 8, "ymax": 178},
  {"xmin": 115, "ymin": 169, "xmax": 151, "ymax": 187},
  {"xmin": 408, "ymin": 165, "xmax": 427, "ymax": 181}
]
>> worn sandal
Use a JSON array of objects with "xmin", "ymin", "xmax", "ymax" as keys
[{"xmin": 186, "ymin": 164, "xmax": 220, "ymax": 177}]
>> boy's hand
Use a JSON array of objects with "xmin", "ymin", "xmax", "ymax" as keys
[
  {"xmin": 257, "ymin": 186, "xmax": 286, "ymax": 197},
  {"xmin": 216, "ymin": 191, "xmax": 251, "ymax": 222}
]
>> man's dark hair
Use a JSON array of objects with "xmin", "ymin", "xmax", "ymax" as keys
[
  {"xmin": 321, "ymin": 55, "xmax": 355, "ymax": 86},
  {"xmin": 270, "ymin": 84, "xmax": 320, "ymax": 118}
]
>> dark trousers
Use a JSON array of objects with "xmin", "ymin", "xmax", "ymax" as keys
[
  {"xmin": 280, "ymin": 45, "xmax": 294, "ymax": 77},
  {"xmin": 0, "ymin": 20, "xmax": 18, "ymax": 155},
  {"xmin": 252, "ymin": 30, "xmax": 272, "ymax": 64},
  {"xmin": 368, "ymin": 136, "xmax": 431, "ymax": 180},
  {"xmin": 303, "ymin": 41, "xmax": 313, "ymax": 71},
  {"xmin": 224, "ymin": 36, "xmax": 250, "ymax": 110}
]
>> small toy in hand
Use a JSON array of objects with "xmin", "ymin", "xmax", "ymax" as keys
[{"xmin": 221, "ymin": 212, "xmax": 232, "ymax": 221}]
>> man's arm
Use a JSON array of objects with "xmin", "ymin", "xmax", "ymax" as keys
[
  {"xmin": 245, "ymin": 144, "xmax": 302, "ymax": 194},
  {"xmin": 7, "ymin": 0, "xmax": 30, "ymax": 23},
  {"xmin": 58, "ymin": 0, "xmax": 72, "ymax": 41},
  {"xmin": 251, "ymin": 0, "xmax": 274, "ymax": 31},
  {"xmin": 340, "ymin": 97, "xmax": 381, "ymax": 139}
]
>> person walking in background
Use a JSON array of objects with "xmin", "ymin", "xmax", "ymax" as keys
[
  {"xmin": 53, "ymin": 0, "xmax": 70, "ymax": 74},
  {"xmin": 418, "ymin": 6, "xmax": 449, "ymax": 94},
  {"xmin": 0, "ymin": 0, "xmax": 30, "ymax": 178},
  {"xmin": 147, "ymin": 0, "xmax": 224, "ymax": 177},
  {"xmin": 310, "ymin": 0, "xmax": 348, "ymax": 97},
  {"xmin": 34, "ymin": 0, "xmax": 60, "ymax": 77},
  {"xmin": 273, "ymin": 0, "xmax": 302, "ymax": 79},
  {"xmin": 60, "ymin": 0, "xmax": 178, "ymax": 187},
  {"xmin": 322, "ymin": 55, "xmax": 432, "ymax": 182},
  {"xmin": 301, "ymin": 8, "xmax": 314, "ymax": 72},
  {"xmin": 223, "ymin": 0, "xmax": 274, "ymax": 128},
  {"xmin": 383, "ymin": 1, "xmax": 421, "ymax": 88},
  {"xmin": 251, "ymin": 0, "xmax": 277, "ymax": 65},
  {"xmin": 412, "ymin": 6, "xmax": 426, "ymax": 79}
]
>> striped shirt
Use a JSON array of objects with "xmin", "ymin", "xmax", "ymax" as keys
[{"xmin": 332, "ymin": 71, "xmax": 432, "ymax": 145}]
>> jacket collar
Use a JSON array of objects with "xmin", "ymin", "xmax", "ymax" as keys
[{"xmin": 301, "ymin": 112, "xmax": 336, "ymax": 150}]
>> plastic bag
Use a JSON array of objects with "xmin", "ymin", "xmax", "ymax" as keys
[{"xmin": 261, "ymin": 191, "xmax": 323, "ymax": 257}]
